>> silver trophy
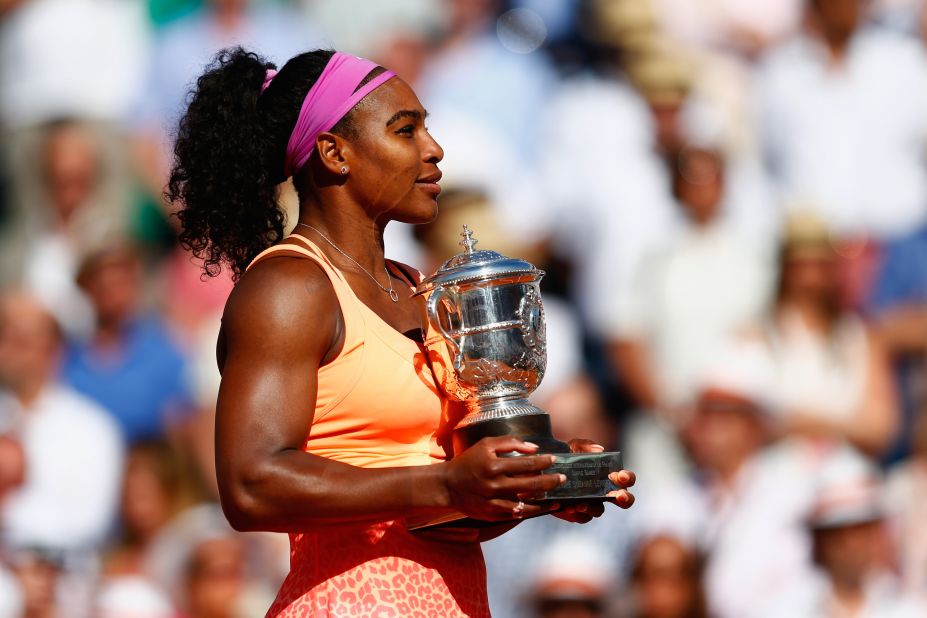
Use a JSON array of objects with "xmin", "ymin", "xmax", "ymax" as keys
[{"xmin": 414, "ymin": 226, "xmax": 621, "ymax": 517}]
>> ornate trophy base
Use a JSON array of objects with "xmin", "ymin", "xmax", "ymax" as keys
[{"xmin": 407, "ymin": 412, "xmax": 622, "ymax": 531}]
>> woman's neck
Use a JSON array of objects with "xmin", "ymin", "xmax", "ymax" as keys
[{"xmin": 294, "ymin": 199, "xmax": 388, "ymax": 275}]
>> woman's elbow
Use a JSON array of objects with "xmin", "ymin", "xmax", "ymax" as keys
[{"xmin": 217, "ymin": 467, "xmax": 274, "ymax": 532}]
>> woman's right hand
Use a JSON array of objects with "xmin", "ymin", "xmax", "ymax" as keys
[{"xmin": 440, "ymin": 436, "xmax": 565, "ymax": 521}]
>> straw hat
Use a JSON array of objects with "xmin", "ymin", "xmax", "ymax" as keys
[{"xmin": 782, "ymin": 210, "xmax": 835, "ymax": 260}]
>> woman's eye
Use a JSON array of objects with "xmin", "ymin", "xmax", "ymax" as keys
[{"xmin": 396, "ymin": 125, "xmax": 415, "ymax": 136}]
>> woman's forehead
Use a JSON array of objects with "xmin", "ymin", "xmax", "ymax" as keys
[{"xmin": 358, "ymin": 77, "xmax": 425, "ymax": 124}]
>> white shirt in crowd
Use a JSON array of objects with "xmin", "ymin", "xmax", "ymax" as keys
[
  {"xmin": 764, "ymin": 569, "xmax": 927, "ymax": 618},
  {"xmin": 652, "ymin": 0, "xmax": 803, "ymax": 53},
  {"xmin": 614, "ymin": 221, "xmax": 773, "ymax": 407},
  {"xmin": 0, "ymin": 385, "xmax": 124, "ymax": 554},
  {"xmin": 23, "ymin": 231, "xmax": 95, "ymax": 338},
  {"xmin": 635, "ymin": 440, "xmax": 827, "ymax": 618},
  {"xmin": 762, "ymin": 309, "xmax": 870, "ymax": 423},
  {"xmin": 541, "ymin": 75, "xmax": 680, "ymax": 339},
  {"xmin": 0, "ymin": 0, "xmax": 149, "ymax": 128},
  {"xmin": 757, "ymin": 27, "xmax": 927, "ymax": 239}
]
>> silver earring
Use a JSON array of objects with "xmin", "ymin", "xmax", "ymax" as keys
[{"xmin": 341, "ymin": 166, "xmax": 348, "ymax": 175}]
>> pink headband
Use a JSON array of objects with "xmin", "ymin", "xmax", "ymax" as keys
[{"xmin": 262, "ymin": 53, "xmax": 395, "ymax": 177}]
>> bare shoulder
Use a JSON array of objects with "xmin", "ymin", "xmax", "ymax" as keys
[{"xmin": 220, "ymin": 254, "xmax": 340, "ymax": 364}]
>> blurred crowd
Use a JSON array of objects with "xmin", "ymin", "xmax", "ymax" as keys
[{"xmin": 2, "ymin": 0, "xmax": 927, "ymax": 616}]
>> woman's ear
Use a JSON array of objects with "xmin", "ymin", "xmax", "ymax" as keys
[{"xmin": 316, "ymin": 132, "xmax": 350, "ymax": 176}]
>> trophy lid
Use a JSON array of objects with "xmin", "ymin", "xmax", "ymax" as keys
[{"xmin": 415, "ymin": 225, "xmax": 543, "ymax": 293}]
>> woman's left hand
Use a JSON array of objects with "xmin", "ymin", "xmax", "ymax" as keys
[{"xmin": 550, "ymin": 439, "xmax": 636, "ymax": 524}]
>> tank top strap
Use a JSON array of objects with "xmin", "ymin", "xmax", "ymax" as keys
[{"xmin": 245, "ymin": 236, "xmax": 366, "ymax": 352}]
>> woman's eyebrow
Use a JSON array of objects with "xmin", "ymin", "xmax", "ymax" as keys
[{"xmin": 386, "ymin": 109, "xmax": 429, "ymax": 126}]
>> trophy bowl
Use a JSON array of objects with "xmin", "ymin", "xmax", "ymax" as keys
[{"xmin": 409, "ymin": 226, "xmax": 622, "ymax": 529}]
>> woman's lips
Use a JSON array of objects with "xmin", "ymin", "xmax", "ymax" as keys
[{"xmin": 415, "ymin": 181, "xmax": 441, "ymax": 196}]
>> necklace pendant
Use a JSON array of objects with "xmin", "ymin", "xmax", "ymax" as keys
[{"xmin": 388, "ymin": 289, "xmax": 400, "ymax": 303}]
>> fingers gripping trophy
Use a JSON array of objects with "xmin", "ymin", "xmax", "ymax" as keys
[{"xmin": 413, "ymin": 226, "xmax": 622, "ymax": 528}]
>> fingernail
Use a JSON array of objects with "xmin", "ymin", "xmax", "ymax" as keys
[
  {"xmin": 524, "ymin": 441, "xmax": 539, "ymax": 449},
  {"xmin": 558, "ymin": 474, "xmax": 567, "ymax": 483},
  {"xmin": 590, "ymin": 444, "xmax": 605, "ymax": 452}
]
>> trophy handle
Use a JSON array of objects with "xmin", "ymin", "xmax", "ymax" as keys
[{"xmin": 426, "ymin": 288, "xmax": 463, "ymax": 372}]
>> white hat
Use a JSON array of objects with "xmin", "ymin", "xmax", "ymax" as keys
[
  {"xmin": 694, "ymin": 338, "xmax": 779, "ymax": 415},
  {"xmin": 95, "ymin": 576, "xmax": 175, "ymax": 618},
  {"xmin": 677, "ymin": 96, "xmax": 728, "ymax": 153},
  {"xmin": 527, "ymin": 532, "xmax": 615, "ymax": 601},
  {"xmin": 808, "ymin": 447, "xmax": 883, "ymax": 530}
]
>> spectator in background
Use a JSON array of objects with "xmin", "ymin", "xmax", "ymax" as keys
[
  {"xmin": 0, "ymin": 291, "xmax": 123, "ymax": 558},
  {"xmin": 61, "ymin": 243, "xmax": 195, "ymax": 443},
  {"xmin": 624, "ymin": 535, "xmax": 707, "ymax": 618},
  {"xmin": 627, "ymin": 50, "xmax": 779, "ymax": 247},
  {"xmin": 105, "ymin": 440, "xmax": 197, "ymax": 577},
  {"xmin": 611, "ymin": 142, "xmax": 773, "ymax": 415},
  {"xmin": 610, "ymin": 139, "xmax": 772, "ymax": 485},
  {"xmin": 20, "ymin": 118, "xmax": 121, "ymax": 337},
  {"xmin": 144, "ymin": 504, "xmax": 280, "ymax": 618},
  {"xmin": 181, "ymin": 530, "xmax": 250, "ymax": 618},
  {"xmin": 539, "ymin": 8, "xmax": 678, "ymax": 352},
  {"xmin": 768, "ymin": 448, "xmax": 927, "ymax": 617},
  {"xmin": 0, "ymin": 0, "xmax": 147, "ymax": 128},
  {"xmin": 756, "ymin": 0, "xmax": 927, "ymax": 241},
  {"xmin": 755, "ymin": 213, "xmax": 899, "ymax": 456},
  {"xmin": 523, "ymin": 533, "xmax": 616, "ymax": 618},
  {"xmin": 0, "ymin": 0, "xmax": 146, "ymax": 285},
  {"xmin": 641, "ymin": 340, "xmax": 817, "ymax": 618}
]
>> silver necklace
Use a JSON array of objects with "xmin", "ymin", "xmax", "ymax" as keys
[{"xmin": 296, "ymin": 222, "xmax": 399, "ymax": 303}]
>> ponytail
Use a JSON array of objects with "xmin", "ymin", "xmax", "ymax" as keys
[{"xmin": 167, "ymin": 47, "xmax": 337, "ymax": 280}]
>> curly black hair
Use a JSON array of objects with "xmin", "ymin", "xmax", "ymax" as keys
[{"xmin": 167, "ymin": 47, "xmax": 365, "ymax": 281}]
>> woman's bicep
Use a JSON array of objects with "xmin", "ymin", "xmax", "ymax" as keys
[{"xmin": 213, "ymin": 262, "xmax": 338, "ymax": 499}]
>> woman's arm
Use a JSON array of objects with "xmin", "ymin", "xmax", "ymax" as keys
[{"xmin": 215, "ymin": 257, "xmax": 565, "ymax": 532}]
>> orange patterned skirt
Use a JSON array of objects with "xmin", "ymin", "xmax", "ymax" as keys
[{"xmin": 266, "ymin": 520, "xmax": 490, "ymax": 617}]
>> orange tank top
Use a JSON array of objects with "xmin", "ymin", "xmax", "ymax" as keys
[{"xmin": 246, "ymin": 234, "xmax": 489, "ymax": 618}]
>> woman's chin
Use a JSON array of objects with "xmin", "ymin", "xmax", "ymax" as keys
[{"xmin": 391, "ymin": 201, "xmax": 439, "ymax": 226}]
